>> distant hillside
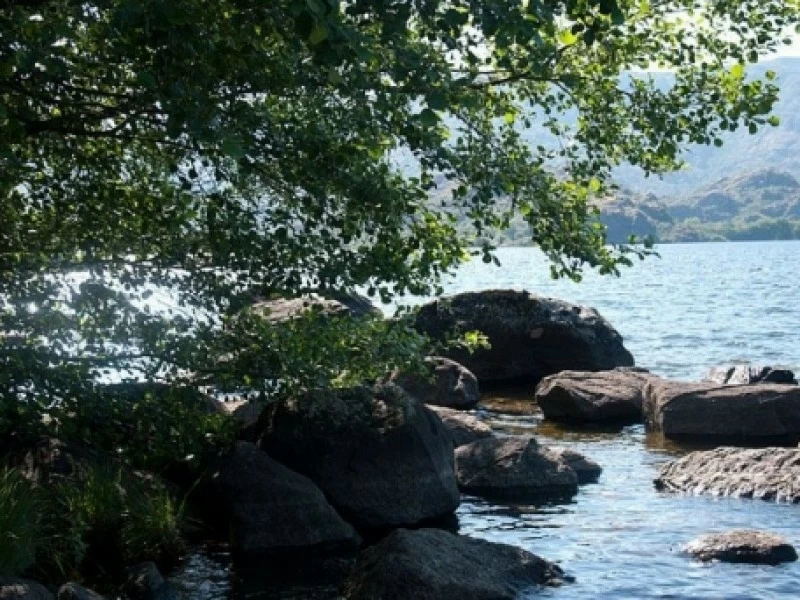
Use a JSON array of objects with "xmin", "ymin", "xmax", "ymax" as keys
[
  {"xmin": 599, "ymin": 168, "xmax": 800, "ymax": 243},
  {"xmin": 612, "ymin": 57, "xmax": 800, "ymax": 197},
  {"xmin": 421, "ymin": 57, "xmax": 800, "ymax": 245}
]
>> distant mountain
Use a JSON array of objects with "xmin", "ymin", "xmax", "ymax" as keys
[{"xmin": 599, "ymin": 168, "xmax": 800, "ymax": 243}]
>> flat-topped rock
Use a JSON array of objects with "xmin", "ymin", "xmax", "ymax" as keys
[
  {"xmin": 536, "ymin": 368, "xmax": 655, "ymax": 424},
  {"xmin": 705, "ymin": 365, "xmax": 797, "ymax": 386},
  {"xmin": 455, "ymin": 436, "xmax": 578, "ymax": 501},
  {"xmin": 655, "ymin": 446, "xmax": 800, "ymax": 503},
  {"xmin": 644, "ymin": 379, "xmax": 800, "ymax": 443},
  {"xmin": 389, "ymin": 357, "xmax": 480, "ymax": 410},
  {"xmin": 684, "ymin": 530, "xmax": 798, "ymax": 565},
  {"xmin": 341, "ymin": 528, "xmax": 568, "ymax": 600},
  {"xmin": 427, "ymin": 406, "xmax": 494, "ymax": 447},
  {"xmin": 414, "ymin": 290, "xmax": 633, "ymax": 387}
]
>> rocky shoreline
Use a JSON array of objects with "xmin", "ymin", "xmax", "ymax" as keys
[{"xmin": 6, "ymin": 288, "xmax": 800, "ymax": 599}]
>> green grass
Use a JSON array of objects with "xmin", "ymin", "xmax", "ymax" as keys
[{"xmin": 0, "ymin": 468, "xmax": 41, "ymax": 576}]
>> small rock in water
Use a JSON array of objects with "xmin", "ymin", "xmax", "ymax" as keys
[
  {"xmin": 684, "ymin": 530, "xmax": 798, "ymax": 565},
  {"xmin": 0, "ymin": 578, "xmax": 54, "ymax": 600},
  {"xmin": 455, "ymin": 436, "xmax": 578, "ymax": 501},
  {"xmin": 545, "ymin": 448, "xmax": 602, "ymax": 484}
]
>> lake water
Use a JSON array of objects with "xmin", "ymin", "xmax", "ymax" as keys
[{"xmin": 173, "ymin": 241, "xmax": 800, "ymax": 599}]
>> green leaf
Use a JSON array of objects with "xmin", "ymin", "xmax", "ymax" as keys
[
  {"xmin": 418, "ymin": 108, "xmax": 439, "ymax": 127},
  {"xmin": 308, "ymin": 23, "xmax": 328, "ymax": 45},
  {"xmin": 221, "ymin": 136, "xmax": 246, "ymax": 159}
]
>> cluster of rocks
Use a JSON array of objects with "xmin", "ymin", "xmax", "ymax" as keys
[{"xmin": 15, "ymin": 288, "xmax": 799, "ymax": 598}]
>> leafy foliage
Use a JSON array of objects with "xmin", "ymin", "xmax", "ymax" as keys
[
  {"xmin": 1, "ymin": 1, "xmax": 798, "ymax": 431},
  {"xmin": 0, "ymin": 468, "xmax": 39, "ymax": 576}
]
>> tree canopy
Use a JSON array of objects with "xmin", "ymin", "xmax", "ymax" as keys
[{"xmin": 1, "ymin": 0, "xmax": 799, "ymax": 417}]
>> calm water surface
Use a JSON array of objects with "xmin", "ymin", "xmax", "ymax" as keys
[{"xmin": 173, "ymin": 241, "xmax": 800, "ymax": 599}]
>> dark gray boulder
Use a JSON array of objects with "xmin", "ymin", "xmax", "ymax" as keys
[
  {"xmin": 0, "ymin": 579, "xmax": 53, "ymax": 600},
  {"xmin": 341, "ymin": 528, "xmax": 568, "ymax": 600},
  {"xmin": 203, "ymin": 442, "xmax": 360, "ymax": 556},
  {"xmin": 427, "ymin": 406, "xmax": 494, "ymax": 448},
  {"xmin": 705, "ymin": 365, "xmax": 797, "ymax": 386},
  {"xmin": 389, "ymin": 357, "xmax": 480, "ymax": 410},
  {"xmin": 260, "ymin": 384, "xmax": 459, "ymax": 529},
  {"xmin": 57, "ymin": 584, "xmax": 105, "ymax": 600},
  {"xmin": 536, "ymin": 368, "xmax": 654, "ymax": 424},
  {"xmin": 644, "ymin": 379, "xmax": 800, "ymax": 443},
  {"xmin": 414, "ymin": 290, "xmax": 633, "ymax": 386},
  {"xmin": 546, "ymin": 448, "xmax": 602, "ymax": 484},
  {"xmin": 455, "ymin": 436, "xmax": 578, "ymax": 501},
  {"xmin": 655, "ymin": 446, "xmax": 800, "ymax": 502},
  {"xmin": 684, "ymin": 530, "xmax": 798, "ymax": 565}
]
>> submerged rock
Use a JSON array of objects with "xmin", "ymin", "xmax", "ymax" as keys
[
  {"xmin": 705, "ymin": 365, "xmax": 797, "ymax": 386},
  {"xmin": 203, "ymin": 442, "xmax": 360, "ymax": 556},
  {"xmin": 0, "ymin": 578, "xmax": 54, "ymax": 600},
  {"xmin": 644, "ymin": 379, "xmax": 800, "ymax": 443},
  {"xmin": 414, "ymin": 290, "xmax": 634, "ymax": 387},
  {"xmin": 455, "ymin": 436, "xmax": 578, "ymax": 501},
  {"xmin": 427, "ymin": 406, "xmax": 494, "ymax": 448},
  {"xmin": 536, "ymin": 368, "xmax": 654, "ymax": 424},
  {"xmin": 260, "ymin": 384, "xmax": 459, "ymax": 529},
  {"xmin": 389, "ymin": 356, "xmax": 480, "ymax": 410},
  {"xmin": 246, "ymin": 293, "xmax": 379, "ymax": 322},
  {"xmin": 655, "ymin": 446, "xmax": 800, "ymax": 503},
  {"xmin": 341, "ymin": 528, "xmax": 568, "ymax": 600},
  {"xmin": 684, "ymin": 530, "xmax": 798, "ymax": 565}
]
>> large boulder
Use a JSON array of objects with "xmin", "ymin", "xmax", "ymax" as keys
[
  {"xmin": 414, "ymin": 290, "xmax": 633, "ymax": 386},
  {"xmin": 535, "ymin": 368, "xmax": 654, "ymax": 424},
  {"xmin": 455, "ymin": 436, "xmax": 578, "ymax": 501},
  {"xmin": 341, "ymin": 528, "xmax": 568, "ymax": 600},
  {"xmin": 203, "ymin": 442, "xmax": 360, "ymax": 556},
  {"xmin": 427, "ymin": 406, "xmax": 494, "ymax": 448},
  {"xmin": 655, "ymin": 446, "xmax": 800, "ymax": 502},
  {"xmin": 389, "ymin": 357, "xmax": 480, "ymax": 410},
  {"xmin": 57, "ymin": 584, "xmax": 105, "ymax": 600},
  {"xmin": 260, "ymin": 384, "xmax": 460, "ymax": 529},
  {"xmin": 705, "ymin": 365, "xmax": 797, "ymax": 386},
  {"xmin": 644, "ymin": 379, "xmax": 800, "ymax": 443},
  {"xmin": 0, "ymin": 579, "xmax": 53, "ymax": 600},
  {"xmin": 684, "ymin": 530, "xmax": 797, "ymax": 565}
]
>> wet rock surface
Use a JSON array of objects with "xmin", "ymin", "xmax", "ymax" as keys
[
  {"xmin": 455, "ymin": 436, "xmax": 578, "ymax": 501},
  {"xmin": 341, "ymin": 528, "xmax": 568, "ymax": 600},
  {"xmin": 655, "ymin": 446, "xmax": 800, "ymax": 502},
  {"xmin": 684, "ymin": 530, "xmax": 798, "ymax": 565},
  {"xmin": 260, "ymin": 384, "xmax": 459, "ymax": 529},
  {"xmin": 705, "ymin": 365, "xmax": 797, "ymax": 386},
  {"xmin": 644, "ymin": 379, "xmax": 800, "ymax": 443},
  {"xmin": 414, "ymin": 290, "xmax": 633, "ymax": 386},
  {"xmin": 536, "ymin": 368, "xmax": 654, "ymax": 424}
]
